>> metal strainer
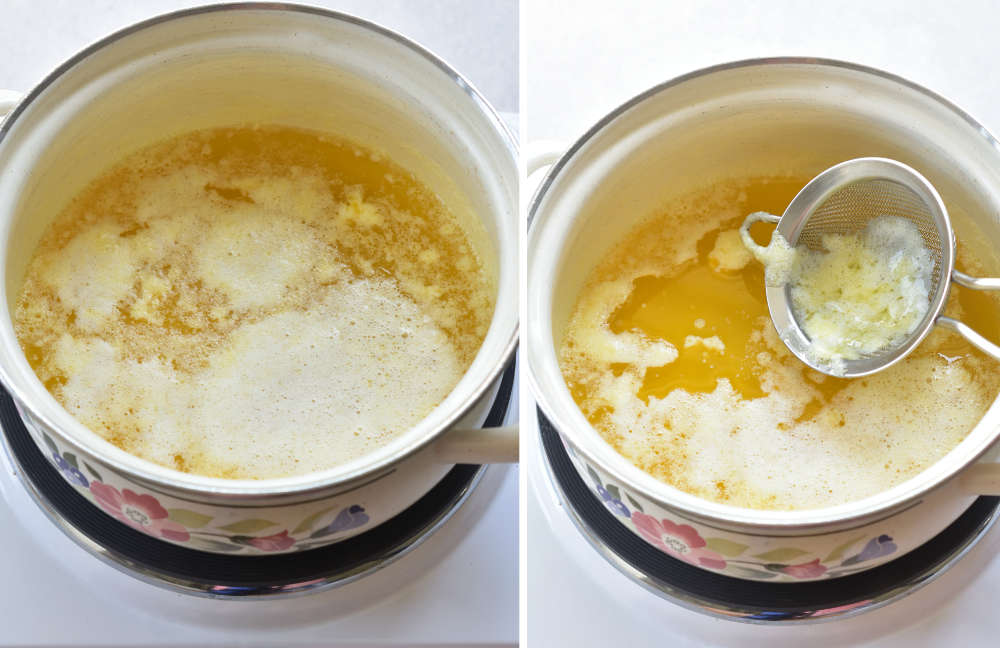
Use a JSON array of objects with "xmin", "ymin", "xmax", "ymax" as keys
[{"xmin": 742, "ymin": 157, "xmax": 1000, "ymax": 378}]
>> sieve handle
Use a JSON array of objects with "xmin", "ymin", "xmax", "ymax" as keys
[
  {"xmin": 952, "ymin": 270, "xmax": 1000, "ymax": 290},
  {"xmin": 935, "ymin": 317, "xmax": 1000, "ymax": 361},
  {"xmin": 937, "ymin": 270, "xmax": 1000, "ymax": 362},
  {"xmin": 742, "ymin": 211, "xmax": 781, "ymax": 226},
  {"xmin": 738, "ymin": 211, "xmax": 781, "ymax": 260}
]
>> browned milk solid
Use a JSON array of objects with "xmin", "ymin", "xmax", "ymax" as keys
[
  {"xmin": 559, "ymin": 177, "xmax": 1000, "ymax": 510},
  {"xmin": 15, "ymin": 126, "xmax": 493, "ymax": 479}
]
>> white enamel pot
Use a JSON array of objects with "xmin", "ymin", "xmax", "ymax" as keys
[
  {"xmin": 527, "ymin": 58, "xmax": 1000, "ymax": 583},
  {"xmin": 0, "ymin": 4, "xmax": 518, "ymax": 555}
]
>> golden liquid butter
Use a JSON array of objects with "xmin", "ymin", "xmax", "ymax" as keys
[
  {"xmin": 559, "ymin": 177, "xmax": 1000, "ymax": 510},
  {"xmin": 15, "ymin": 126, "xmax": 493, "ymax": 479}
]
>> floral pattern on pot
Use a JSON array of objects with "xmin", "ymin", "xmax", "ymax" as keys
[
  {"xmin": 581, "ymin": 460, "xmax": 900, "ymax": 582},
  {"xmin": 309, "ymin": 504, "xmax": 370, "ymax": 539},
  {"xmin": 91, "ymin": 481, "xmax": 191, "ymax": 542},
  {"xmin": 52, "ymin": 451, "xmax": 88, "ymax": 488},
  {"xmin": 238, "ymin": 530, "xmax": 296, "ymax": 553},
  {"xmin": 841, "ymin": 535, "xmax": 898, "ymax": 566},
  {"xmin": 631, "ymin": 511, "xmax": 727, "ymax": 569},
  {"xmin": 38, "ymin": 431, "xmax": 372, "ymax": 554},
  {"xmin": 778, "ymin": 559, "xmax": 827, "ymax": 580}
]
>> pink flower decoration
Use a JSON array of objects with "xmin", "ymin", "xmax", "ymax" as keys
[
  {"xmin": 90, "ymin": 481, "xmax": 189, "ymax": 542},
  {"xmin": 780, "ymin": 559, "xmax": 828, "ymax": 580},
  {"xmin": 631, "ymin": 511, "xmax": 726, "ymax": 569},
  {"xmin": 247, "ymin": 530, "xmax": 295, "ymax": 552}
]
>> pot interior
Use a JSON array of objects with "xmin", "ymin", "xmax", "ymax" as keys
[
  {"xmin": 0, "ymin": 7, "xmax": 516, "ymax": 494},
  {"xmin": 529, "ymin": 60, "xmax": 1000, "ymax": 527}
]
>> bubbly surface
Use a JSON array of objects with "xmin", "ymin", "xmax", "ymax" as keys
[
  {"xmin": 16, "ymin": 126, "xmax": 492, "ymax": 479},
  {"xmin": 559, "ymin": 177, "xmax": 1000, "ymax": 510}
]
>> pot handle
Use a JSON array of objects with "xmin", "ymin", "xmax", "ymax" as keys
[
  {"xmin": 431, "ymin": 425, "xmax": 519, "ymax": 463},
  {"xmin": 0, "ymin": 90, "xmax": 22, "ymax": 118},
  {"xmin": 525, "ymin": 140, "xmax": 566, "ymax": 228},
  {"xmin": 526, "ymin": 139, "xmax": 566, "ymax": 176},
  {"xmin": 957, "ymin": 442, "xmax": 1000, "ymax": 495}
]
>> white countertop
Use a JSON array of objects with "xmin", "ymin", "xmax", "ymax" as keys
[{"xmin": 2, "ymin": 456, "xmax": 517, "ymax": 647}]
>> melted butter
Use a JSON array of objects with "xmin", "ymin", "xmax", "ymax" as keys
[
  {"xmin": 15, "ymin": 125, "xmax": 493, "ymax": 479},
  {"xmin": 609, "ymin": 258, "xmax": 768, "ymax": 401},
  {"xmin": 605, "ymin": 179, "xmax": 804, "ymax": 402},
  {"xmin": 559, "ymin": 176, "xmax": 1000, "ymax": 510}
]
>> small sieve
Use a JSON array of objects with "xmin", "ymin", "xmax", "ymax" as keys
[{"xmin": 741, "ymin": 157, "xmax": 1000, "ymax": 378}]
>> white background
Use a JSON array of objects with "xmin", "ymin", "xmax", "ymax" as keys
[
  {"xmin": 526, "ymin": 0, "xmax": 1000, "ymax": 142},
  {"xmin": 0, "ymin": 0, "xmax": 517, "ymax": 113},
  {"xmin": 0, "ymin": 1, "xmax": 517, "ymax": 647},
  {"xmin": 525, "ymin": 0, "xmax": 1000, "ymax": 646}
]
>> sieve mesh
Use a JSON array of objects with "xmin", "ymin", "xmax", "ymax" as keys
[
  {"xmin": 795, "ymin": 178, "xmax": 948, "ymax": 311},
  {"xmin": 756, "ymin": 157, "xmax": 962, "ymax": 377}
]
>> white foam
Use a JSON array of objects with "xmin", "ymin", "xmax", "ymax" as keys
[
  {"xmin": 194, "ymin": 206, "xmax": 327, "ymax": 312},
  {"xmin": 683, "ymin": 335, "xmax": 725, "ymax": 351},
  {"xmin": 708, "ymin": 229, "xmax": 752, "ymax": 272},
  {"xmin": 565, "ymin": 278, "xmax": 678, "ymax": 371},
  {"xmin": 41, "ymin": 222, "xmax": 138, "ymax": 332},
  {"xmin": 16, "ymin": 126, "xmax": 489, "ymax": 479},
  {"xmin": 561, "ymin": 205, "xmax": 996, "ymax": 510},
  {"xmin": 58, "ymin": 278, "xmax": 461, "ymax": 478},
  {"xmin": 565, "ymin": 301, "xmax": 992, "ymax": 509}
]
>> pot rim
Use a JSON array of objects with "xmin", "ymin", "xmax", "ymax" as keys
[
  {"xmin": 0, "ymin": 2, "xmax": 518, "ymax": 500},
  {"xmin": 527, "ymin": 55, "xmax": 1000, "ymax": 532}
]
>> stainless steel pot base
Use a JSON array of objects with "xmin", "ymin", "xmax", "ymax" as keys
[
  {"xmin": 538, "ymin": 411, "xmax": 1000, "ymax": 624},
  {"xmin": 0, "ymin": 363, "xmax": 514, "ymax": 599}
]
